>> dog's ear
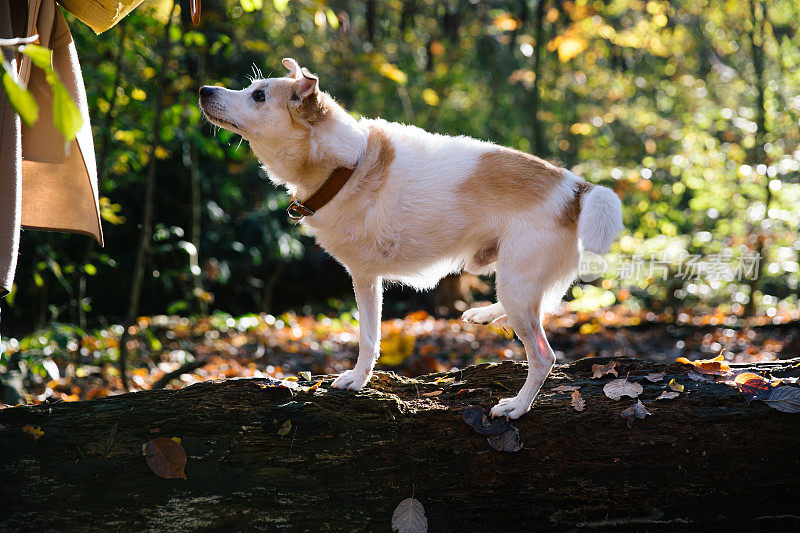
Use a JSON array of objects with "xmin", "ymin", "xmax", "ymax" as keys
[
  {"xmin": 294, "ymin": 68, "xmax": 319, "ymax": 102},
  {"xmin": 282, "ymin": 58, "xmax": 301, "ymax": 79}
]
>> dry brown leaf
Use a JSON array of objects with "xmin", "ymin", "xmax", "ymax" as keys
[
  {"xmin": 620, "ymin": 400, "xmax": 651, "ymax": 427},
  {"xmin": 591, "ymin": 360, "xmax": 619, "ymax": 379},
  {"xmin": 278, "ymin": 419, "xmax": 292, "ymax": 436},
  {"xmin": 603, "ymin": 377, "xmax": 643, "ymax": 401},
  {"xmin": 656, "ymin": 391, "xmax": 680, "ymax": 400},
  {"xmin": 570, "ymin": 390, "xmax": 585, "ymax": 412},
  {"xmin": 761, "ymin": 387, "xmax": 800, "ymax": 413},
  {"xmin": 687, "ymin": 371, "xmax": 710, "ymax": 382},
  {"xmin": 645, "ymin": 372, "xmax": 666, "ymax": 382},
  {"xmin": 734, "ymin": 372, "xmax": 772, "ymax": 402},
  {"xmin": 434, "ymin": 376, "xmax": 455, "ymax": 384},
  {"xmin": 668, "ymin": 379, "xmax": 684, "ymax": 392},
  {"xmin": 675, "ymin": 355, "xmax": 730, "ymax": 375},
  {"xmin": 552, "ymin": 385, "xmax": 581, "ymax": 392},
  {"xmin": 422, "ymin": 390, "xmax": 442, "ymax": 397},
  {"xmin": 143, "ymin": 437, "xmax": 187, "ymax": 479},
  {"xmin": 487, "ymin": 426, "xmax": 523, "ymax": 452},
  {"xmin": 391, "ymin": 497, "xmax": 428, "ymax": 533}
]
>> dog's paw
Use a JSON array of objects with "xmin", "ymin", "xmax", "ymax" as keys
[
  {"xmin": 331, "ymin": 368, "xmax": 371, "ymax": 391},
  {"xmin": 490, "ymin": 396, "xmax": 532, "ymax": 419},
  {"xmin": 461, "ymin": 303, "xmax": 506, "ymax": 325}
]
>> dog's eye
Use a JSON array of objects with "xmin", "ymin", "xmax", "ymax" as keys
[{"xmin": 252, "ymin": 89, "xmax": 265, "ymax": 102}]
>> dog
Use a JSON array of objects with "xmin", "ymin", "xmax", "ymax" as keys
[{"xmin": 199, "ymin": 58, "xmax": 623, "ymax": 419}]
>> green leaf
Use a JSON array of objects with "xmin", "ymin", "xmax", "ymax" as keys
[
  {"xmin": 241, "ymin": 0, "xmax": 264, "ymax": 12},
  {"xmin": 20, "ymin": 45, "xmax": 53, "ymax": 71},
  {"xmin": 83, "ymin": 264, "xmax": 97, "ymax": 276},
  {"xmin": 2, "ymin": 72, "xmax": 39, "ymax": 126},
  {"xmin": 273, "ymin": 0, "xmax": 288, "ymax": 13},
  {"xmin": 51, "ymin": 80, "xmax": 83, "ymax": 141},
  {"xmin": 325, "ymin": 8, "xmax": 339, "ymax": 29}
]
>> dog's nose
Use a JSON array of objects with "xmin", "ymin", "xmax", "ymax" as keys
[{"xmin": 199, "ymin": 86, "xmax": 216, "ymax": 98}]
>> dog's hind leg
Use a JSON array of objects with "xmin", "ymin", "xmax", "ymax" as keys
[
  {"xmin": 489, "ymin": 234, "xmax": 571, "ymax": 419},
  {"xmin": 332, "ymin": 274, "xmax": 382, "ymax": 390},
  {"xmin": 460, "ymin": 302, "xmax": 506, "ymax": 324}
]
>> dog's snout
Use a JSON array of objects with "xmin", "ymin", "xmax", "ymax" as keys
[{"xmin": 199, "ymin": 86, "xmax": 217, "ymax": 98}]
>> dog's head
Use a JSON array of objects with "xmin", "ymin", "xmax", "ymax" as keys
[
  {"xmin": 199, "ymin": 57, "xmax": 329, "ymax": 144},
  {"xmin": 199, "ymin": 58, "xmax": 366, "ymax": 191}
]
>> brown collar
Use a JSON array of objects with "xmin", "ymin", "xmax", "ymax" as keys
[{"xmin": 286, "ymin": 164, "xmax": 357, "ymax": 220}]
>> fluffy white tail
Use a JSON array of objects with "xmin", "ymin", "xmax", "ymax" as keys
[{"xmin": 577, "ymin": 184, "xmax": 623, "ymax": 254}]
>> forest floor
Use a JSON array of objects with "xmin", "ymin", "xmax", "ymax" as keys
[{"xmin": 2, "ymin": 303, "xmax": 800, "ymax": 406}]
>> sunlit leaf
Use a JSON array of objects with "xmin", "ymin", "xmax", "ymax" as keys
[
  {"xmin": 2, "ymin": 72, "xmax": 39, "ymax": 126},
  {"xmin": 51, "ymin": 80, "xmax": 83, "ymax": 141}
]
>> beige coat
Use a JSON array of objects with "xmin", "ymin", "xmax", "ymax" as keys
[{"xmin": 1, "ymin": 0, "xmax": 102, "ymax": 297}]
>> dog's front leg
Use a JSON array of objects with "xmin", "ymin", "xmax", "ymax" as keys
[{"xmin": 331, "ymin": 275, "xmax": 383, "ymax": 390}]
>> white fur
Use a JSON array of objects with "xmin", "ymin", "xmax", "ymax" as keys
[{"xmin": 199, "ymin": 60, "xmax": 623, "ymax": 419}]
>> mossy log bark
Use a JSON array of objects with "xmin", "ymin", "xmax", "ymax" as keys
[{"xmin": 1, "ymin": 357, "xmax": 799, "ymax": 532}]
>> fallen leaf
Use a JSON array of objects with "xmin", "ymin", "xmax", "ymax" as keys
[
  {"xmin": 144, "ymin": 437, "xmax": 187, "ymax": 479},
  {"xmin": 734, "ymin": 372, "xmax": 772, "ymax": 403},
  {"xmin": 645, "ymin": 372, "xmax": 666, "ymax": 382},
  {"xmin": 552, "ymin": 385, "xmax": 581, "ymax": 392},
  {"xmin": 570, "ymin": 390, "xmax": 585, "ymax": 412},
  {"xmin": 487, "ymin": 426, "xmax": 523, "ymax": 452},
  {"xmin": 687, "ymin": 371, "xmax": 710, "ymax": 382},
  {"xmin": 761, "ymin": 386, "xmax": 800, "ymax": 413},
  {"xmin": 591, "ymin": 361, "xmax": 619, "ymax": 379},
  {"xmin": 656, "ymin": 391, "xmax": 679, "ymax": 400},
  {"xmin": 675, "ymin": 355, "xmax": 730, "ymax": 375},
  {"xmin": 299, "ymin": 371, "xmax": 311, "ymax": 381},
  {"xmin": 434, "ymin": 376, "xmax": 455, "ymax": 384},
  {"xmin": 668, "ymin": 379, "xmax": 684, "ymax": 393},
  {"xmin": 603, "ymin": 377, "xmax": 643, "ymax": 401},
  {"xmin": 620, "ymin": 400, "xmax": 651, "ymax": 428},
  {"xmin": 462, "ymin": 406, "xmax": 513, "ymax": 436},
  {"xmin": 391, "ymin": 497, "xmax": 428, "ymax": 533},
  {"xmin": 422, "ymin": 390, "xmax": 442, "ymax": 397},
  {"xmin": 308, "ymin": 379, "xmax": 324, "ymax": 391},
  {"xmin": 278, "ymin": 419, "xmax": 292, "ymax": 436},
  {"xmin": 22, "ymin": 425, "xmax": 44, "ymax": 441}
]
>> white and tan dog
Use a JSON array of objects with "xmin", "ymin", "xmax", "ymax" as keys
[{"xmin": 199, "ymin": 58, "xmax": 623, "ymax": 419}]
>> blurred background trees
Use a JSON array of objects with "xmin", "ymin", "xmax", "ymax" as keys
[{"xmin": 2, "ymin": 0, "xmax": 799, "ymax": 336}]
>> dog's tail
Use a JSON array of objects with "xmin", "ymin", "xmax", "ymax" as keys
[{"xmin": 568, "ymin": 171, "xmax": 623, "ymax": 254}]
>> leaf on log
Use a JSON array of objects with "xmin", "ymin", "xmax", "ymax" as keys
[
  {"xmin": 422, "ymin": 390, "xmax": 442, "ymax": 397},
  {"xmin": 570, "ymin": 390, "xmax": 585, "ymax": 412},
  {"xmin": 656, "ymin": 391, "xmax": 679, "ymax": 400},
  {"xmin": 761, "ymin": 387, "xmax": 800, "ymax": 413},
  {"xmin": 391, "ymin": 497, "xmax": 428, "ymax": 533},
  {"xmin": 668, "ymin": 379, "xmax": 684, "ymax": 392},
  {"xmin": 620, "ymin": 400, "xmax": 651, "ymax": 428},
  {"xmin": 591, "ymin": 361, "xmax": 619, "ymax": 379},
  {"xmin": 551, "ymin": 385, "xmax": 580, "ymax": 392},
  {"xmin": 688, "ymin": 371, "xmax": 710, "ymax": 382},
  {"xmin": 278, "ymin": 420, "xmax": 292, "ymax": 436},
  {"xmin": 645, "ymin": 372, "xmax": 665, "ymax": 382},
  {"xmin": 143, "ymin": 437, "xmax": 187, "ymax": 479},
  {"xmin": 603, "ymin": 378, "xmax": 643, "ymax": 401},
  {"xmin": 487, "ymin": 426, "xmax": 523, "ymax": 452},
  {"xmin": 461, "ymin": 406, "xmax": 512, "ymax": 436},
  {"xmin": 675, "ymin": 355, "xmax": 730, "ymax": 375},
  {"xmin": 22, "ymin": 425, "xmax": 43, "ymax": 441},
  {"xmin": 299, "ymin": 371, "xmax": 312, "ymax": 381},
  {"xmin": 734, "ymin": 373, "xmax": 772, "ymax": 403}
]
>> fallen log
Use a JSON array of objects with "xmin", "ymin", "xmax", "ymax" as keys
[{"xmin": 1, "ymin": 357, "xmax": 799, "ymax": 531}]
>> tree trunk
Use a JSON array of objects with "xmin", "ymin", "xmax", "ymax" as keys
[{"xmin": 2, "ymin": 357, "xmax": 799, "ymax": 531}]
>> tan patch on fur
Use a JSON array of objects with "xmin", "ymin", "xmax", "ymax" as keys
[
  {"xmin": 472, "ymin": 240, "xmax": 499, "ymax": 269},
  {"xmin": 459, "ymin": 147, "xmax": 564, "ymax": 210},
  {"xmin": 558, "ymin": 181, "xmax": 594, "ymax": 230},
  {"xmin": 351, "ymin": 125, "xmax": 395, "ymax": 196},
  {"xmin": 295, "ymin": 91, "xmax": 331, "ymax": 125}
]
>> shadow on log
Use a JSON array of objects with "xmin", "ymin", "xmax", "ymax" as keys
[{"xmin": 2, "ymin": 357, "xmax": 799, "ymax": 531}]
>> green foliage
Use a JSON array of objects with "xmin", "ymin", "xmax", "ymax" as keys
[{"xmin": 1, "ymin": 72, "xmax": 38, "ymax": 126}]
